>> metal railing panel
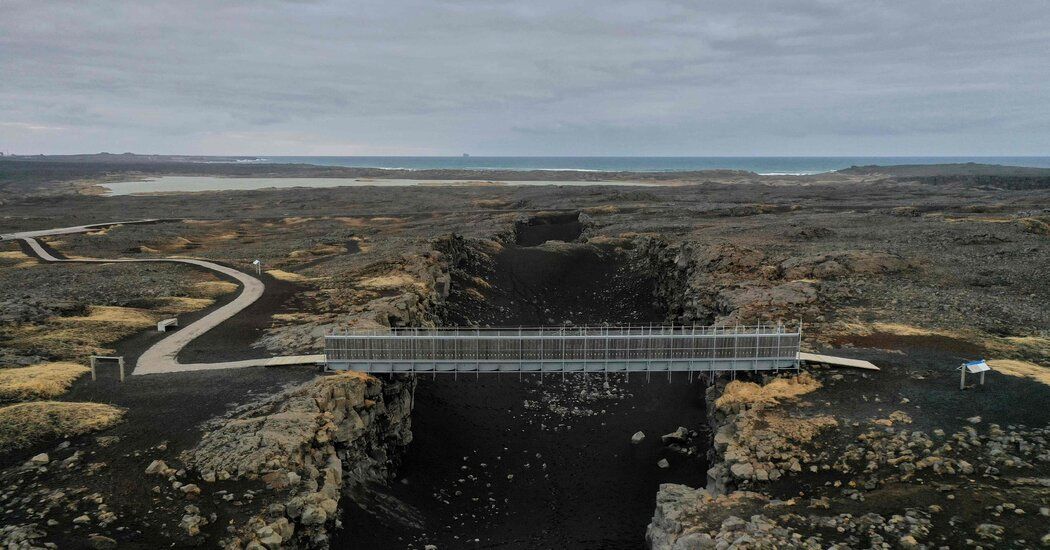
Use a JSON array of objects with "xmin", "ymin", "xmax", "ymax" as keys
[{"xmin": 323, "ymin": 323, "xmax": 802, "ymax": 374}]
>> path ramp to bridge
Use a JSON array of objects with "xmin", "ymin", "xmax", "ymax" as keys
[{"xmin": 798, "ymin": 352, "xmax": 879, "ymax": 371}]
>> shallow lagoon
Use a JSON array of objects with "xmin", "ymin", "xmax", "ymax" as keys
[{"xmin": 101, "ymin": 176, "xmax": 661, "ymax": 195}]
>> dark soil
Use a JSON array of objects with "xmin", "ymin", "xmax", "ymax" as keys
[
  {"xmin": 751, "ymin": 336, "xmax": 1050, "ymax": 547},
  {"xmin": 442, "ymin": 242, "xmax": 660, "ymax": 328},
  {"xmin": 513, "ymin": 213, "xmax": 583, "ymax": 246},
  {"xmin": 0, "ymin": 242, "xmax": 318, "ymax": 548},
  {"xmin": 177, "ymin": 272, "xmax": 302, "ymax": 363}
]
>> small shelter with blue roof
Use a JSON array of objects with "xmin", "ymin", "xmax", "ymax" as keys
[{"xmin": 959, "ymin": 359, "xmax": 991, "ymax": 389}]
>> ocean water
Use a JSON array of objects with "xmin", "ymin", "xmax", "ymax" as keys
[
  {"xmin": 100, "ymin": 176, "xmax": 660, "ymax": 195},
  {"xmin": 252, "ymin": 156, "xmax": 1050, "ymax": 175}
]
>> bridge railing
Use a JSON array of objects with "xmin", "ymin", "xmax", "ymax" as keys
[{"xmin": 324, "ymin": 323, "xmax": 802, "ymax": 374}]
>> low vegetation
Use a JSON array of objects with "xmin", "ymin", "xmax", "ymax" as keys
[
  {"xmin": 192, "ymin": 280, "xmax": 238, "ymax": 297},
  {"xmin": 715, "ymin": 372, "xmax": 822, "ymax": 411},
  {"xmin": 8, "ymin": 305, "xmax": 158, "ymax": 359},
  {"xmin": 987, "ymin": 359, "xmax": 1050, "ymax": 386},
  {"xmin": 358, "ymin": 272, "xmax": 421, "ymax": 291},
  {"xmin": 266, "ymin": 269, "xmax": 312, "ymax": 282},
  {"xmin": 0, "ymin": 401, "xmax": 124, "ymax": 450},
  {"xmin": 0, "ymin": 362, "xmax": 89, "ymax": 402},
  {"xmin": 0, "ymin": 249, "xmax": 38, "ymax": 269}
]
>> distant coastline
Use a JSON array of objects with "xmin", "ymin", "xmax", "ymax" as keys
[
  {"xmin": 5, "ymin": 153, "xmax": 1050, "ymax": 175},
  {"xmin": 244, "ymin": 156, "xmax": 1050, "ymax": 175},
  {"xmin": 4, "ymin": 154, "xmax": 1050, "ymax": 197}
]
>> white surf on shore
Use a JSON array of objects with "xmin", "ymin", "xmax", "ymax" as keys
[{"xmin": 101, "ymin": 176, "xmax": 663, "ymax": 195}]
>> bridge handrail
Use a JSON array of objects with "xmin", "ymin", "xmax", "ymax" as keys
[
  {"xmin": 326, "ymin": 323, "xmax": 800, "ymax": 336},
  {"xmin": 328, "ymin": 332, "xmax": 795, "ymax": 340}
]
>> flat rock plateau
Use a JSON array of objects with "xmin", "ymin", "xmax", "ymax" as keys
[{"xmin": 0, "ymin": 158, "xmax": 1047, "ymax": 549}]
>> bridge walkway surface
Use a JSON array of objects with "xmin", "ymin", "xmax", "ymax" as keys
[{"xmin": 325, "ymin": 324, "xmax": 802, "ymax": 374}]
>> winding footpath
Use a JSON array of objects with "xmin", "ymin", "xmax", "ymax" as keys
[{"xmin": 2, "ymin": 221, "xmax": 324, "ymax": 375}]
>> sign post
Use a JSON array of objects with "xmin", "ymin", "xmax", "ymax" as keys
[{"xmin": 959, "ymin": 359, "xmax": 991, "ymax": 390}]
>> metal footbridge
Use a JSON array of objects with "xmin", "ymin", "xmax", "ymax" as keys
[{"xmin": 324, "ymin": 323, "xmax": 802, "ymax": 375}]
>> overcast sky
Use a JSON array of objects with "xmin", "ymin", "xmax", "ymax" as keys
[{"xmin": 1, "ymin": 0, "xmax": 1048, "ymax": 156}]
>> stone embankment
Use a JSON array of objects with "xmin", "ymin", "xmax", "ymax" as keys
[
  {"xmin": 256, "ymin": 238, "xmax": 455, "ymax": 353},
  {"xmin": 645, "ymin": 369, "xmax": 1050, "ymax": 549},
  {"xmin": 180, "ymin": 371, "xmax": 415, "ymax": 548},
  {"xmin": 176, "ymin": 236, "xmax": 472, "ymax": 548},
  {"xmin": 630, "ymin": 236, "xmax": 910, "ymax": 325},
  {"xmin": 646, "ymin": 372, "xmax": 911, "ymax": 548}
]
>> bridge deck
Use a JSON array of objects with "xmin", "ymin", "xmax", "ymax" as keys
[{"xmin": 325, "ymin": 324, "xmax": 801, "ymax": 374}]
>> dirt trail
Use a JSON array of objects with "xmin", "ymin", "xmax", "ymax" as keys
[{"xmin": 11, "ymin": 225, "xmax": 321, "ymax": 374}]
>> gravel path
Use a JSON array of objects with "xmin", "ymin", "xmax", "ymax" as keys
[{"xmin": 7, "ymin": 222, "xmax": 323, "ymax": 375}]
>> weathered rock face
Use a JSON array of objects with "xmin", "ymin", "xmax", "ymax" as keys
[
  {"xmin": 778, "ymin": 251, "xmax": 910, "ymax": 280},
  {"xmin": 256, "ymin": 241, "xmax": 453, "ymax": 353},
  {"xmin": 630, "ymin": 237, "xmax": 911, "ymax": 326},
  {"xmin": 646, "ymin": 484, "xmax": 777, "ymax": 549},
  {"xmin": 630, "ymin": 238, "xmax": 817, "ymax": 325},
  {"xmin": 648, "ymin": 373, "xmax": 836, "ymax": 548},
  {"xmin": 183, "ymin": 371, "xmax": 415, "ymax": 548},
  {"xmin": 646, "ymin": 482, "xmax": 938, "ymax": 550},
  {"xmin": 706, "ymin": 373, "xmax": 835, "ymax": 491}
]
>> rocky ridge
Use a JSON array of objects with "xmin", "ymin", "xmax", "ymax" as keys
[
  {"xmin": 646, "ymin": 369, "xmax": 1050, "ymax": 549},
  {"xmin": 630, "ymin": 237, "xmax": 910, "ymax": 326},
  {"xmin": 180, "ymin": 371, "xmax": 415, "ymax": 548}
]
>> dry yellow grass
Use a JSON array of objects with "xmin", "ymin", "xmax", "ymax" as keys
[
  {"xmin": 355, "ymin": 238, "xmax": 373, "ymax": 253},
  {"xmin": 477, "ymin": 239, "xmax": 504, "ymax": 255},
  {"xmin": 715, "ymin": 373, "xmax": 822, "ymax": 411},
  {"xmin": 60, "ymin": 306, "xmax": 156, "ymax": 326},
  {"xmin": 834, "ymin": 322, "xmax": 940, "ymax": 337},
  {"xmin": 336, "ymin": 217, "xmax": 369, "ymax": 228},
  {"xmin": 1017, "ymin": 217, "xmax": 1049, "ymax": 235},
  {"xmin": 472, "ymin": 198, "xmax": 511, "ymax": 208},
  {"xmin": 191, "ymin": 280, "xmax": 239, "ymax": 298},
  {"xmin": 9, "ymin": 305, "xmax": 160, "ymax": 359},
  {"xmin": 288, "ymin": 243, "xmax": 347, "ymax": 259},
  {"xmin": 157, "ymin": 236, "xmax": 197, "ymax": 252},
  {"xmin": 987, "ymin": 359, "xmax": 1050, "ymax": 386},
  {"xmin": 266, "ymin": 269, "xmax": 312, "ymax": 282},
  {"xmin": 944, "ymin": 215, "xmax": 1015, "ymax": 224},
  {"xmin": 0, "ymin": 362, "xmax": 89, "ymax": 401},
  {"xmin": 0, "ymin": 250, "xmax": 38, "ymax": 269},
  {"xmin": 832, "ymin": 319, "xmax": 1049, "ymax": 361},
  {"xmin": 153, "ymin": 296, "xmax": 215, "ymax": 314},
  {"xmin": 358, "ymin": 273, "xmax": 422, "ymax": 291},
  {"xmin": 986, "ymin": 336, "xmax": 1050, "ymax": 359},
  {"xmin": 271, "ymin": 313, "xmax": 307, "ymax": 322},
  {"xmin": 0, "ymin": 401, "xmax": 124, "ymax": 450},
  {"xmin": 583, "ymin": 205, "xmax": 619, "ymax": 215}
]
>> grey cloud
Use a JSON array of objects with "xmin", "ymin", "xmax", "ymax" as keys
[{"xmin": 0, "ymin": 0, "xmax": 1048, "ymax": 155}]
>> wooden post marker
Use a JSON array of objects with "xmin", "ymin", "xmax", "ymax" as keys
[{"xmin": 89, "ymin": 355, "xmax": 126, "ymax": 382}]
